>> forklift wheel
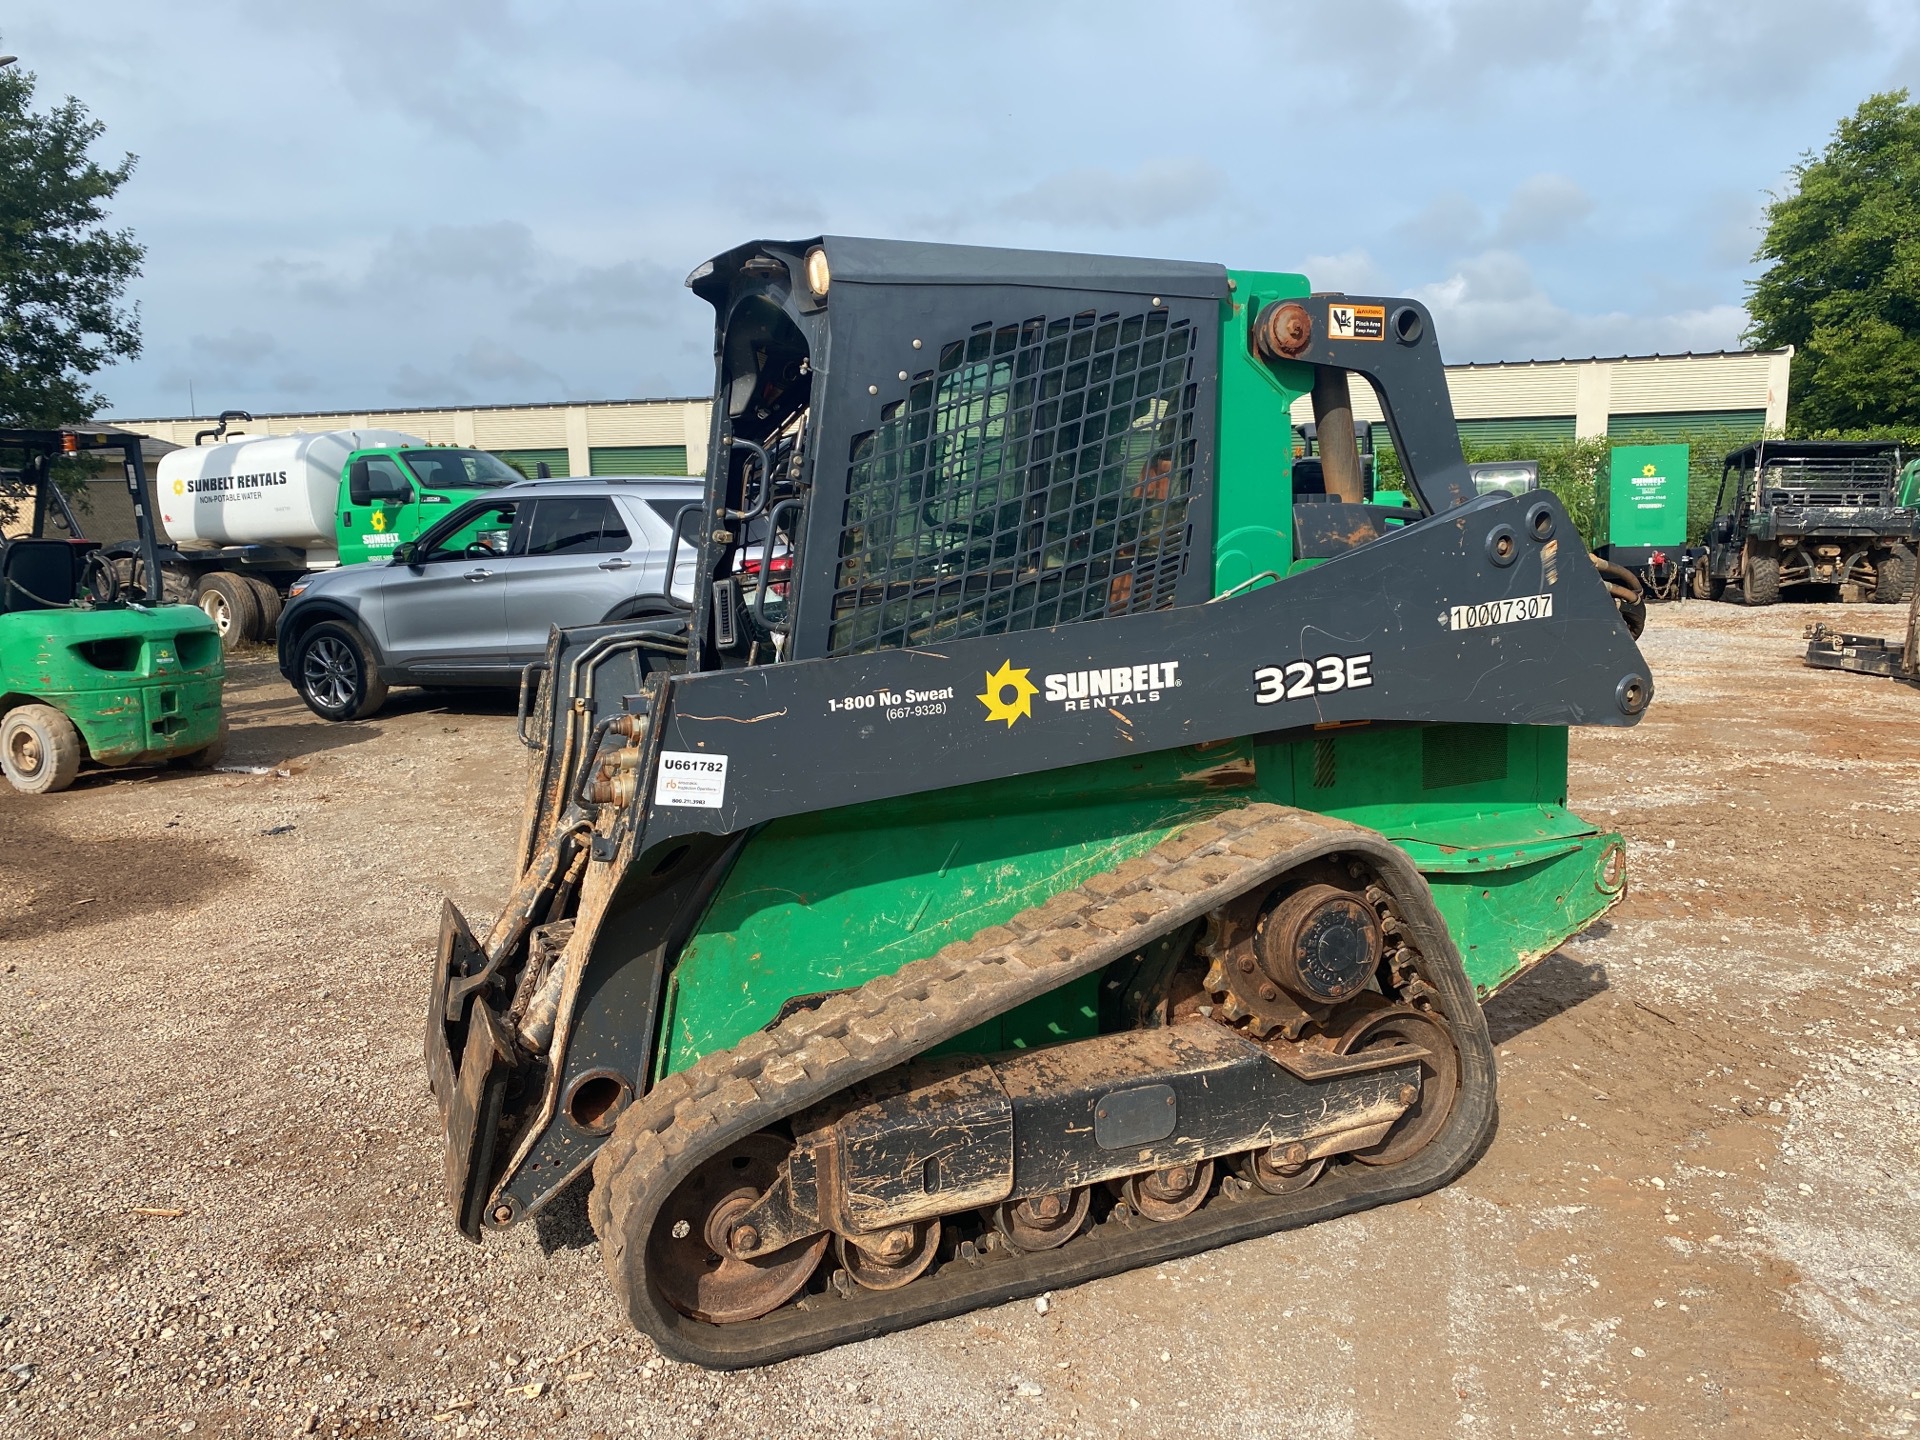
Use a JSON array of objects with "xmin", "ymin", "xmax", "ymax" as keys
[{"xmin": 1, "ymin": 704, "xmax": 83, "ymax": 795}]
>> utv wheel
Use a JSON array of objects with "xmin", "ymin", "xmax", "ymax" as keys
[
  {"xmin": 1741, "ymin": 547, "xmax": 1781, "ymax": 606},
  {"xmin": 172, "ymin": 719, "xmax": 230, "ymax": 770},
  {"xmin": 195, "ymin": 573, "xmax": 262, "ymax": 650},
  {"xmin": 242, "ymin": 575, "xmax": 284, "ymax": 634},
  {"xmin": 294, "ymin": 621, "xmax": 389, "ymax": 721},
  {"xmin": 1, "ymin": 704, "xmax": 83, "ymax": 795},
  {"xmin": 1873, "ymin": 546, "xmax": 1915, "ymax": 605}
]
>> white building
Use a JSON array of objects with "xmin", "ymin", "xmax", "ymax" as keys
[{"xmin": 110, "ymin": 346, "xmax": 1789, "ymax": 475}]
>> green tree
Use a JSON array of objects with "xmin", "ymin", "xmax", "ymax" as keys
[
  {"xmin": 0, "ymin": 56, "xmax": 143, "ymax": 426},
  {"xmin": 1746, "ymin": 91, "xmax": 1920, "ymax": 431}
]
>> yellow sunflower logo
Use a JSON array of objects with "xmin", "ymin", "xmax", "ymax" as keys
[
  {"xmin": 172, "ymin": 478, "xmax": 185, "ymax": 495},
  {"xmin": 978, "ymin": 659, "xmax": 1037, "ymax": 727},
  {"xmin": 370, "ymin": 507, "xmax": 388, "ymax": 532},
  {"xmin": 1642, "ymin": 463, "xmax": 1658, "ymax": 477}
]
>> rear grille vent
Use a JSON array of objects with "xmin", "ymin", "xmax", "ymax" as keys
[
  {"xmin": 1421, "ymin": 725, "xmax": 1508, "ymax": 791},
  {"xmin": 1311, "ymin": 737, "xmax": 1338, "ymax": 790},
  {"xmin": 830, "ymin": 307, "xmax": 1199, "ymax": 656}
]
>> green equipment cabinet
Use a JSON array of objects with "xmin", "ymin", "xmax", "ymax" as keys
[
  {"xmin": 0, "ymin": 429, "xmax": 225, "ymax": 794},
  {"xmin": 423, "ymin": 238, "xmax": 1653, "ymax": 1367},
  {"xmin": 1599, "ymin": 443, "xmax": 1689, "ymax": 601}
]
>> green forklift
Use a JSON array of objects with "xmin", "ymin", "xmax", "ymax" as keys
[{"xmin": 0, "ymin": 427, "xmax": 225, "ymax": 794}]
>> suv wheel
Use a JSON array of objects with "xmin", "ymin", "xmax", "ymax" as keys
[{"xmin": 295, "ymin": 621, "xmax": 390, "ymax": 721}]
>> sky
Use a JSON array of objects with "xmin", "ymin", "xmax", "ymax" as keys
[{"xmin": 10, "ymin": 1, "xmax": 1920, "ymax": 420}]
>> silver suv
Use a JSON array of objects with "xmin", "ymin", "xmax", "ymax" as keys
[{"xmin": 276, "ymin": 477, "xmax": 700, "ymax": 720}]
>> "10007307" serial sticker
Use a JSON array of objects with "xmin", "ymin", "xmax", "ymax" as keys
[{"xmin": 1447, "ymin": 593, "xmax": 1553, "ymax": 631}]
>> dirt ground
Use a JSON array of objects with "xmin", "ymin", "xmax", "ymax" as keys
[{"xmin": 3, "ymin": 601, "xmax": 1919, "ymax": 1440}]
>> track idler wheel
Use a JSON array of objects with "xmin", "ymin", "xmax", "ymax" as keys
[
  {"xmin": 990, "ymin": 1188, "xmax": 1091, "ymax": 1252},
  {"xmin": 835, "ymin": 1220, "xmax": 940, "ymax": 1292},
  {"xmin": 1334, "ymin": 1004, "xmax": 1461, "ymax": 1168},
  {"xmin": 648, "ymin": 1132, "xmax": 829, "ymax": 1323},
  {"xmin": 1234, "ymin": 1141, "xmax": 1328, "ymax": 1195},
  {"xmin": 1114, "ymin": 1159, "xmax": 1215, "ymax": 1221}
]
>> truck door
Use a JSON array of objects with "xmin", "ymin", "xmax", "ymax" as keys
[
  {"xmin": 500, "ymin": 495, "xmax": 647, "ymax": 663},
  {"xmin": 378, "ymin": 500, "xmax": 517, "ymax": 675},
  {"xmin": 340, "ymin": 452, "xmax": 421, "ymax": 565}
]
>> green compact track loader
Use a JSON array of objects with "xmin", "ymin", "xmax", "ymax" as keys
[
  {"xmin": 0, "ymin": 428, "xmax": 225, "ymax": 794},
  {"xmin": 426, "ymin": 239, "xmax": 1651, "ymax": 1366}
]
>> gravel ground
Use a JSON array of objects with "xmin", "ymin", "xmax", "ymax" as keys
[{"xmin": 3, "ymin": 601, "xmax": 1918, "ymax": 1439}]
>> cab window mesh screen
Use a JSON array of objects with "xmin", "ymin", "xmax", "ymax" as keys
[{"xmin": 829, "ymin": 308, "xmax": 1198, "ymax": 656}]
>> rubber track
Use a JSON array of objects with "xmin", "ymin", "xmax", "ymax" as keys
[{"xmin": 589, "ymin": 802, "xmax": 1498, "ymax": 1368}]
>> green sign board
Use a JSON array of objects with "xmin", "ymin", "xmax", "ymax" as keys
[{"xmin": 1605, "ymin": 443, "xmax": 1689, "ymax": 549}]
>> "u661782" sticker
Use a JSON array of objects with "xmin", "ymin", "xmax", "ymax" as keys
[
  {"xmin": 1253, "ymin": 653, "xmax": 1374, "ymax": 705},
  {"xmin": 1447, "ymin": 593, "xmax": 1553, "ymax": 631}
]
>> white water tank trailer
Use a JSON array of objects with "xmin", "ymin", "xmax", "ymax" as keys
[
  {"xmin": 152, "ymin": 428, "xmax": 424, "ymax": 650},
  {"xmin": 156, "ymin": 429, "xmax": 423, "ymax": 551}
]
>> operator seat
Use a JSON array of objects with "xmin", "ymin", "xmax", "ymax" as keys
[{"xmin": 0, "ymin": 538, "xmax": 80, "ymax": 612}]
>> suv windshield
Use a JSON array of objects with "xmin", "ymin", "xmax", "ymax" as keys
[{"xmin": 400, "ymin": 449, "xmax": 523, "ymax": 490}]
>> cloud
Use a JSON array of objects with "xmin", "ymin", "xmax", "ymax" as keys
[
  {"xmin": 516, "ymin": 261, "xmax": 671, "ymax": 332},
  {"xmin": 236, "ymin": 0, "xmax": 535, "ymax": 145},
  {"xmin": 293, "ymin": 223, "xmax": 541, "ymax": 305},
  {"xmin": 391, "ymin": 339, "xmax": 560, "ymax": 404},
  {"xmin": 1414, "ymin": 250, "xmax": 1746, "ymax": 360},
  {"xmin": 1494, "ymin": 174, "xmax": 1594, "ymax": 246},
  {"xmin": 1393, "ymin": 192, "xmax": 1487, "ymax": 255},
  {"xmin": 188, "ymin": 329, "xmax": 277, "ymax": 369},
  {"xmin": 986, "ymin": 159, "xmax": 1230, "ymax": 231},
  {"xmin": 1298, "ymin": 249, "xmax": 1393, "ymax": 294}
]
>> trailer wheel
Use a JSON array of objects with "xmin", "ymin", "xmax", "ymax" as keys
[
  {"xmin": 1, "ymin": 704, "xmax": 83, "ymax": 795},
  {"xmin": 1741, "ymin": 545, "xmax": 1781, "ymax": 606},
  {"xmin": 242, "ymin": 575, "xmax": 284, "ymax": 634},
  {"xmin": 195, "ymin": 573, "xmax": 262, "ymax": 650},
  {"xmin": 1872, "ymin": 546, "xmax": 1915, "ymax": 605},
  {"xmin": 293, "ymin": 620, "xmax": 388, "ymax": 721}
]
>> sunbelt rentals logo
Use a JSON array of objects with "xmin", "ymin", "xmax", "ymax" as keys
[
  {"xmin": 978, "ymin": 660, "xmax": 1037, "ymax": 727},
  {"xmin": 980, "ymin": 655, "xmax": 1183, "ymax": 727}
]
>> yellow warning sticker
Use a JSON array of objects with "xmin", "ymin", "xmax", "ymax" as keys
[{"xmin": 1327, "ymin": 303, "xmax": 1387, "ymax": 340}]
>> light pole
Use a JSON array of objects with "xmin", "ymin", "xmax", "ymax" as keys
[{"xmin": 0, "ymin": 57, "xmax": 16, "ymax": 69}]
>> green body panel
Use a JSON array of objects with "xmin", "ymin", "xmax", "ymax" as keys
[
  {"xmin": 1900, "ymin": 458, "xmax": 1920, "ymax": 510},
  {"xmin": 1214, "ymin": 270, "xmax": 1312, "ymax": 595},
  {"xmin": 333, "ymin": 448, "xmax": 499, "ymax": 567},
  {"xmin": 1604, "ymin": 444, "xmax": 1689, "ymax": 549},
  {"xmin": 659, "ymin": 726, "xmax": 1620, "ymax": 1074},
  {"xmin": 0, "ymin": 603, "xmax": 224, "ymax": 764},
  {"xmin": 656, "ymin": 275, "xmax": 1621, "ymax": 1075}
]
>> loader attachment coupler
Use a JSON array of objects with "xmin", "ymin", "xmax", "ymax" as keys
[{"xmin": 422, "ymin": 235, "xmax": 1651, "ymax": 1367}]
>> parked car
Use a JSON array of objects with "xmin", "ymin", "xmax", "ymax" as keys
[{"xmin": 276, "ymin": 477, "xmax": 702, "ymax": 720}]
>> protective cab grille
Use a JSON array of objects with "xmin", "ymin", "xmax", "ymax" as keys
[
  {"xmin": 1755, "ymin": 457, "xmax": 1896, "ymax": 511},
  {"xmin": 829, "ymin": 308, "xmax": 1199, "ymax": 656},
  {"xmin": 1764, "ymin": 488, "xmax": 1891, "ymax": 508}
]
